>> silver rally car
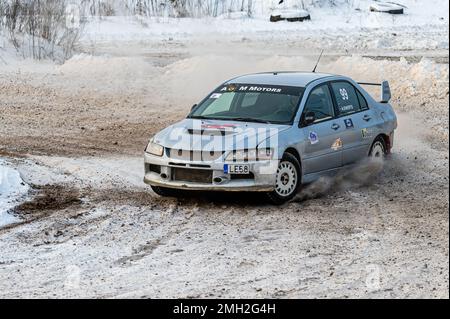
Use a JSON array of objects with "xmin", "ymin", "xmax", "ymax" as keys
[{"xmin": 144, "ymin": 72, "xmax": 397, "ymax": 204}]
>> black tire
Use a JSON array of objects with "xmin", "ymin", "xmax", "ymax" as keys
[
  {"xmin": 286, "ymin": 15, "xmax": 311, "ymax": 22},
  {"xmin": 369, "ymin": 136, "xmax": 387, "ymax": 158},
  {"xmin": 266, "ymin": 152, "xmax": 301, "ymax": 205},
  {"xmin": 151, "ymin": 185, "xmax": 179, "ymax": 197},
  {"xmin": 270, "ymin": 15, "xmax": 282, "ymax": 22}
]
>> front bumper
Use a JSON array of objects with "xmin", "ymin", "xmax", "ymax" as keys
[{"xmin": 143, "ymin": 152, "xmax": 278, "ymax": 192}]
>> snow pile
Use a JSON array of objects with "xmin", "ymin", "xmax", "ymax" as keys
[
  {"xmin": 0, "ymin": 160, "xmax": 29, "ymax": 227},
  {"xmin": 327, "ymin": 56, "xmax": 449, "ymax": 100}
]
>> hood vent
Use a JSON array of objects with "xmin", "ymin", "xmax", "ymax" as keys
[{"xmin": 187, "ymin": 129, "xmax": 235, "ymax": 136}]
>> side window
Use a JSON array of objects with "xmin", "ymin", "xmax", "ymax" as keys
[
  {"xmin": 331, "ymin": 82, "xmax": 361, "ymax": 115},
  {"xmin": 356, "ymin": 89, "xmax": 368, "ymax": 110},
  {"xmin": 303, "ymin": 84, "xmax": 335, "ymax": 123}
]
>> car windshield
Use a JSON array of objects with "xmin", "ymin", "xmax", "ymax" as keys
[{"xmin": 188, "ymin": 83, "xmax": 304, "ymax": 124}]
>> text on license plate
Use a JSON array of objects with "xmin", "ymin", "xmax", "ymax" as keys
[{"xmin": 224, "ymin": 164, "xmax": 250, "ymax": 174}]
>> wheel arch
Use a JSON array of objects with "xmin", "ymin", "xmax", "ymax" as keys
[
  {"xmin": 283, "ymin": 147, "xmax": 302, "ymax": 164},
  {"xmin": 267, "ymin": 147, "xmax": 303, "ymax": 205},
  {"xmin": 283, "ymin": 147, "xmax": 303, "ymax": 182},
  {"xmin": 372, "ymin": 133, "xmax": 391, "ymax": 154}
]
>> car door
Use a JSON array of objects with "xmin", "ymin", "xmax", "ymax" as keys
[
  {"xmin": 299, "ymin": 83, "xmax": 344, "ymax": 174},
  {"xmin": 329, "ymin": 81, "xmax": 375, "ymax": 165},
  {"xmin": 350, "ymin": 87, "xmax": 378, "ymax": 158}
]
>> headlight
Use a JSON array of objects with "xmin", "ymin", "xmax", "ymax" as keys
[
  {"xmin": 225, "ymin": 148, "xmax": 273, "ymax": 162},
  {"xmin": 145, "ymin": 140, "xmax": 164, "ymax": 156}
]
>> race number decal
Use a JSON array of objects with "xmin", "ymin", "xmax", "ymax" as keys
[{"xmin": 339, "ymin": 88, "xmax": 349, "ymax": 100}]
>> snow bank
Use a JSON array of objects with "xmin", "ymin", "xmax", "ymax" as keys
[
  {"xmin": 161, "ymin": 53, "xmax": 448, "ymax": 100},
  {"xmin": 58, "ymin": 44, "xmax": 448, "ymax": 106},
  {"xmin": 327, "ymin": 56, "xmax": 449, "ymax": 100},
  {"xmin": 81, "ymin": 0, "xmax": 448, "ymax": 42},
  {"xmin": 0, "ymin": 160, "xmax": 29, "ymax": 227},
  {"xmin": 67, "ymin": 0, "xmax": 449, "ymax": 20}
]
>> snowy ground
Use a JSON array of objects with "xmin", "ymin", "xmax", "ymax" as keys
[
  {"xmin": 80, "ymin": 1, "xmax": 449, "ymax": 54},
  {"xmin": 0, "ymin": 160, "xmax": 29, "ymax": 227},
  {"xmin": 0, "ymin": 3, "xmax": 448, "ymax": 298},
  {"xmin": 80, "ymin": 0, "xmax": 449, "ymax": 38}
]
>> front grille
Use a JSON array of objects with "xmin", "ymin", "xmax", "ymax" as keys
[
  {"xmin": 166, "ymin": 148, "xmax": 224, "ymax": 161},
  {"xmin": 169, "ymin": 162, "xmax": 187, "ymax": 167},
  {"xmin": 189, "ymin": 164, "xmax": 211, "ymax": 168},
  {"xmin": 172, "ymin": 167, "xmax": 213, "ymax": 184}
]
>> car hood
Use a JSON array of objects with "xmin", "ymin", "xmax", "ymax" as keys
[{"xmin": 153, "ymin": 119, "xmax": 291, "ymax": 152}]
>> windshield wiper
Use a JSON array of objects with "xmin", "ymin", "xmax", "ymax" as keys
[
  {"xmin": 189, "ymin": 116, "xmax": 276, "ymax": 124},
  {"xmin": 188, "ymin": 115, "xmax": 210, "ymax": 120},
  {"xmin": 188, "ymin": 115, "xmax": 226, "ymax": 121}
]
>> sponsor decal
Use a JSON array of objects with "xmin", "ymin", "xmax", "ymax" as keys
[
  {"xmin": 309, "ymin": 131, "xmax": 319, "ymax": 145},
  {"xmin": 344, "ymin": 118, "xmax": 354, "ymax": 129},
  {"xmin": 361, "ymin": 128, "xmax": 370, "ymax": 138},
  {"xmin": 242, "ymin": 86, "xmax": 282, "ymax": 93},
  {"xmin": 210, "ymin": 93, "xmax": 222, "ymax": 99},
  {"xmin": 227, "ymin": 84, "xmax": 237, "ymax": 92},
  {"xmin": 339, "ymin": 104, "xmax": 355, "ymax": 112},
  {"xmin": 218, "ymin": 84, "xmax": 238, "ymax": 92},
  {"xmin": 218, "ymin": 84, "xmax": 304, "ymax": 96},
  {"xmin": 221, "ymin": 85, "xmax": 281, "ymax": 93},
  {"xmin": 331, "ymin": 138, "xmax": 343, "ymax": 151}
]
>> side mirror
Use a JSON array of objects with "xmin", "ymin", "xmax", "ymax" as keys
[
  {"xmin": 303, "ymin": 111, "xmax": 316, "ymax": 126},
  {"xmin": 381, "ymin": 81, "xmax": 391, "ymax": 103}
]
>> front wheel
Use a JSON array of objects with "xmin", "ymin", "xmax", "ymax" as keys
[{"xmin": 266, "ymin": 153, "xmax": 301, "ymax": 205}]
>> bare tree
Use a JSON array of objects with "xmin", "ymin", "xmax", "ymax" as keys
[{"xmin": 0, "ymin": 0, "xmax": 85, "ymax": 61}]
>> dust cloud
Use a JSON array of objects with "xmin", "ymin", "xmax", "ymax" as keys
[{"xmin": 294, "ymin": 157, "xmax": 385, "ymax": 202}]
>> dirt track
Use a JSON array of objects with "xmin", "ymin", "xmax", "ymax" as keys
[{"xmin": 0, "ymin": 35, "xmax": 448, "ymax": 298}]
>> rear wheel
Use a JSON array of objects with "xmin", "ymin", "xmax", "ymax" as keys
[
  {"xmin": 266, "ymin": 153, "xmax": 301, "ymax": 205},
  {"xmin": 369, "ymin": 137, "xmax": 387, "ymax": 158}
]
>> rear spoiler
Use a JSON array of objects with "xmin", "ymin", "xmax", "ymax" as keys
[{"xmin": 358, "ymin": 81, "xmax": 391, "ymax": 103}]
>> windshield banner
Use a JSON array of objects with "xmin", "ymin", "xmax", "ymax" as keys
[{"xmin": 216, "ymin": 83, "xmax": 304, "ymax": 96}]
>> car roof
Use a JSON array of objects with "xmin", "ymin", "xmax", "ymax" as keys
[{"xmin": 225, "ymin": 72, "xmax": 336, "ymax": 88}]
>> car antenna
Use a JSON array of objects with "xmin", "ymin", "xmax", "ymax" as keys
[{"xmin": 312, "ymin": 50, "xmax": 324, "ymax": 73}]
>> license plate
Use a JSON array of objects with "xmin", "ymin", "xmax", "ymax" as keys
[{"xmin": 224, "ymin": 164, "xmax": 250, "ymax": 174}]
